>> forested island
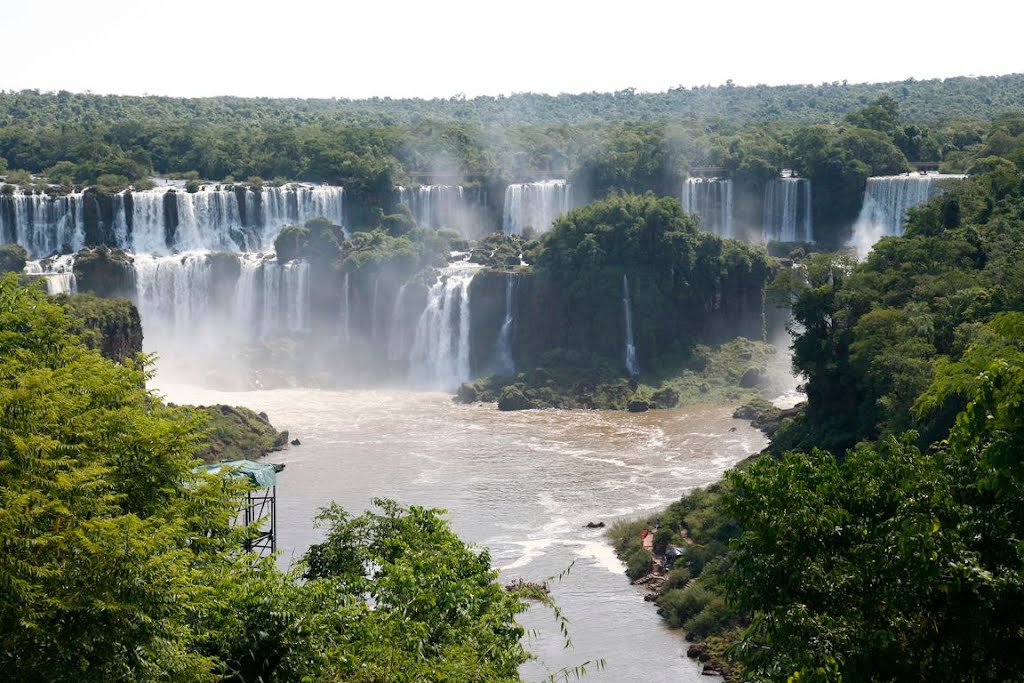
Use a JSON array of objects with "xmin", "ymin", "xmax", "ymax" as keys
[{"xmin": 3, "ymin": 74, "xmax": 1024, "ymax": 682}]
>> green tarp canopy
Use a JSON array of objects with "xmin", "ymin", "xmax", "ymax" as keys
[{"xmin": 195, "ymin": 460, "xmax": 278, "ymax": 488}]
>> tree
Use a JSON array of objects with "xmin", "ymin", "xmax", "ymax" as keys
[
  {"xmin": 0, "ymin": 274, "xmax": 239, "ymax": 682},
  {"xmin": 725, "ymin": 349, "xmax": 1024, "ymax": 682},
  {"xmin": 301, "ymin": 499, "xmax": 529, "ymax": 682}
]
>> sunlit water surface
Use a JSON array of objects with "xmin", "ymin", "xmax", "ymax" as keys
[{"xmin": 155, "ymin": 382, "xmax": 766, "ymax": 682}]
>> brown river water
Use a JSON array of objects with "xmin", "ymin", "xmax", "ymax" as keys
[{"xmin": 155, "ymin": 382, "xmax": 766, "ymax": 682}]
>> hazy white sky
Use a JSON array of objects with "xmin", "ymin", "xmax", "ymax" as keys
[{"xmin": 3, "ymin": 0, "xmax": 1021, "ymax": 99}]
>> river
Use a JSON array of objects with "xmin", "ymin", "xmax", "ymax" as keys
[{"xmin": 155, "ymin": 382, "xmax": 766, "ymax": 682}]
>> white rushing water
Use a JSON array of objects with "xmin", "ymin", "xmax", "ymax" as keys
[
  {"xmin": 762, "ymin": 177, "xmax": 813, "ymax": 243},
  {"xmin": 681, "ymin": 178, "xmax": 734, "ymax": 237},
  {"xmin": 132, "ymin": 251, "xmax": 311, "ymax": 378},
  {"xmin": 1, "ymin": 184, "xmax": 345, "ymax": 258},
  {"xmin": 503, "ymin": 180, "xmax": 572, "ymax": 236},
  {"xmin": 340, "ymin": 272, "xmax": 351, "ymax": 342},
  {"xmin": 408, "ymin": 260, "xmax": 481, "ymax": 389},
  {"xmin": 23, "ymin": 254, "xmax": 78, "ymax": 295},
  {"xmin": 622, "ymin": 274, "xmax": 639, "ymax": 377},
  {"xmin": 154, "ymin": 383, "xmax": 759, "ymax": 682},
  {"xmin": 0, "ymin": 190, "xmax": 86, "ymax": 257},
  {"xmin": 849, "ymin": 172, "xmax": 967, "ymax": 258}
]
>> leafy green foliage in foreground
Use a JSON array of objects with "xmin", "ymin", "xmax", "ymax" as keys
[
  {"xmin": 726, "ymin": 345, "xmax": 1024, "ymax": 682},
  {"xmin": 0, "ymin": 274, "xmax": 530, "ymax": 682}
]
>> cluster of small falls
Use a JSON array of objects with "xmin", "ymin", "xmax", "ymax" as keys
[
  {"xmin": 680, "ymin": 172, "xmax": 964, "ymax": 249},
  {"xmin": 4, "ymin": 172, "xmax": 971, "ymax": 387},
  {"xmin": 0, "ymin": 183, "xmax": 346, "ymax": 258}
]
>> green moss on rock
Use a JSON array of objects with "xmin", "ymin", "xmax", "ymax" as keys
[{"xmin": 194, "ymin": 404, "xmax": 289, "ymax": 463}]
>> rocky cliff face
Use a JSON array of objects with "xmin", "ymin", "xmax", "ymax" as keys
[
  {"xmin": 468, "ymin": 265, "xmax": 768, "ymax": 373},
  {"xmin": 73, "ymin": 247, "xmax": 136, "ymax": 299},
  {"xmin": 58, "ymin": 294, "xmax": 143, "ymax": 364}
]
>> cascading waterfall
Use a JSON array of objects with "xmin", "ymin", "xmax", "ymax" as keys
[
  {"xmin": 340, "ymin": 272, "xmax": 351, "ymax": 342},
  {"xmin": 132, "ymin": 252, "xmax": 311, "ymax": 359},
  {"xmin": 494, "ymin": 273, "xmax": 516, "ymax": 374},
  {"xmin": 681, "ymin": 178, "xmax": 734, "ymax": 237},
  {"xmin": 849, "ymin": 173, "xmax": 967, "ymax": 258},
  {"xmin": 762, "ymin": 177, "xmax": 813, "ymax": 243},
  {"xmin": 233, "ymin": 256, "xmax": 261, "ymax": 338},
  {"xmin": 387, "ymin": 283, "xmax": 410, "ymax": 361},
  {"xmin": 260, "ymin": 260, "xmax": 311, "ymax": 337},
  {"xmin": 622, "ymin": 274, "xmax": 639, "ymax": 377},
  {"xmin": 0, "ymin": 190, "xmax": 85, "ymax": 257},
  {"xmin": 370, "ymin": 272, "xmax": 383, "ymax": 341},
  {"xmin": 398, "ymin": 185, "xmax": 460, "ymax": 229},
  {"xmin": 408, "ymin": 261, "xmax": 480, "ymax": 389},
  {"xmin": 134, "ymin": 253, "xmax": 217, "ymax": 350},
  {"xmin": 260, "ymin": 184, "xmax": 346, "ymax": 232},
  {"xmin": 0, "ymin": 183, "xmax": 345, "ymax": 258},
  {"xmin": 502, "ymin": 180, "xmax": 571, "ymax": 236},
  {"xmin": 23, "ymin": 254, "xmax": 77, "ymax": 295}
]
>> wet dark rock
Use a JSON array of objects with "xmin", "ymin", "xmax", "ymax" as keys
[
  {"xmin": 627, "ymin": 399, "xmax": 650, "ymax": 413},
  {"xmin": 739, "ymin": 367, "xmax": 763, "ymax": 388},
  {"xmin": 585, "ymin": 521, "xmax": 606, "ymax": 529},
  {"xmin": 686, "ymin": 643, "xmax": 707, "ymax": 659},
  {"xmin": 456, "ymin": 382, "xmax": 478, "ymax": 403},
  {"xmin": 651, "ymin": 387, "xmax": 680, "ymax": 409},
  {"xmin": 290, "ymin": 438, "xmax": 301, "ymax": 446},
  {"xmin": 497, "ymin": 385, "xmax": 536, "ymax": 411}
]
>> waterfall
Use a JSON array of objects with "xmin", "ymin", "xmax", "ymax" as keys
[
  {"xmin": 129, "ymin": 189, "xmax": 168, "ymax": 253},
  {"xmin": 23, "ymin": 254, "xmax": 77, "ymax": 295},
  {"xmin": 261, "ymin": 184, "xmax": 345, "ymax": 233},
  {"xmin": 681, "ymin": 178, "xmax": 734, "ymax": 237},
  {"xmin": 134, "ymin": 253, "xmax": 216, "ymax": 352},
  {"xmin": 131, "ymin": 252, "xmax": 310, "ymax": 358},
  {"xmin": 494, "ymin": 273, "xmax": 516, "ymax": 375},
  {"xmin": 622, "ymin": 274, "xmax": 639, "ymax": 377},
  {"xmin": 370, "ymin": 272, "xmax": 383, "ymax": 341},
  {"xmin": 0, "ymin": 183, "xmax": 345, "ymax": 258},
  {"xmin": 762, "ymin": 178, "xmax": 813, "ymax": 243},
  {"xmin": 0, "ymin": 190, "xmax": 86, "ymax": 257},
  {"xmin": 408, "ymin": 262, "xmax": 480, "ymax": 389},
  {"xmin": 849, "ymin": 173, "xmax": 967, "ymax": 258},
  {"xmin": 398, "ymin": 185, "xmax": 460, "ymax": 229},
  {"xmin": 502, "ymin": 180, "xmax": 572, "ymax": 236},
  {"xmin": 260, "ymin": 260, "xmax": 311, "ymax": 336},
  {"xmin": 387, "ymin": 283, "xmax": 410, "ymax": 361},
  {"xmin": 233, "ymin": 256, "xmax": 261, "ymax": 338},
  {"xmin": 340, "ymin": 272, "xmax": 351, "ymax": 342}
]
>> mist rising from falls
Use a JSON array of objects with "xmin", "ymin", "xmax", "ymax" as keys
[
  {"xmin": 408, "ymin": 261, "xmax": 481, "ymax": 389},
  {"xmin": 340, "ymin": 272, "xmax": 351, "ymax": 342},
  {"xmin": 397, "ymin": 185, "xmax": 488, "ymax": 236},
  {"xmin": 387, "ymin": 283, "xmax": 410, "ymax": 361},
  {"xmin": 1, "ymin": 184, "xmax": 344, "ymax": 258},
  {"xmin": 494, "ymin": 273, "xmax": 516, "ymax": 375},
  {"xmin": 849, "ymin": 173, "xmax": 967, "ymax": 258},
  {"xmin": 681, "ymin": 178, "xmax": 734, "ymax": 237},
  {"xmin": 762, "ymin": 178, "xmax": 813, "ymax": 243},
  {"xmin": 131, "ymin": 252, "xmax": 311, "ymax": 379},
  {"xmin": 622, "ymin": 274, "xmax": 639, "ymax": 377},
  {"xmin": 502, "ymin": 180, "xmax": 571, "ymax": 236}
]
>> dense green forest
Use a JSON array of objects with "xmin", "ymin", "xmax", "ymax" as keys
[
  {"xmin": 3, "ymin": 78, "xmax": 1023, "ymax": 244},
  {"xmin": 612, "ymin": 96, "xmax": 1024, "ymax": 681}
]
